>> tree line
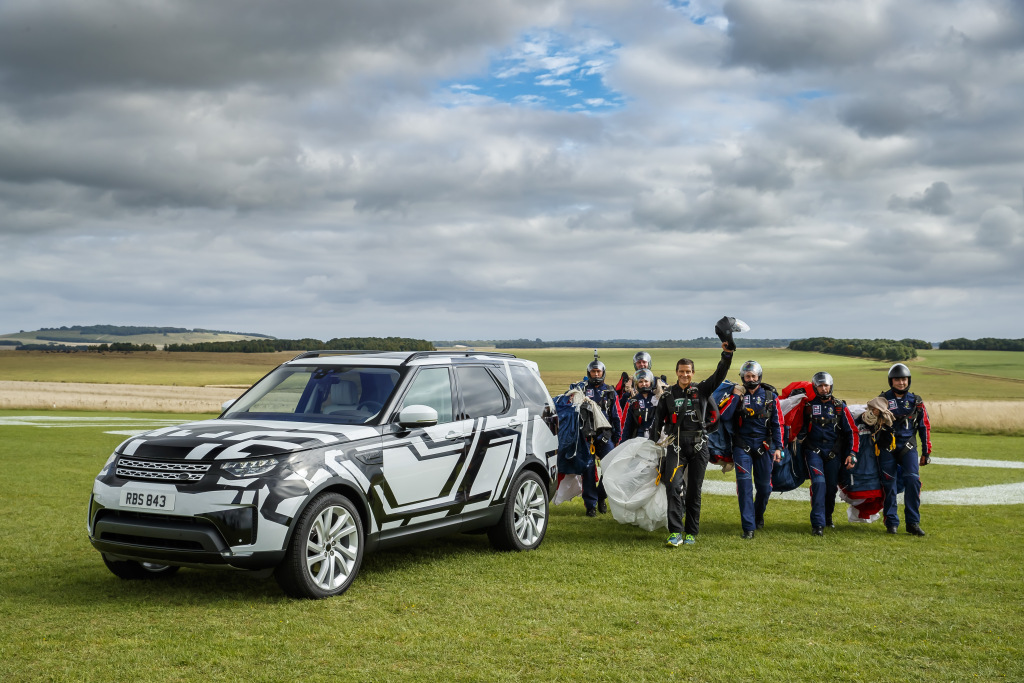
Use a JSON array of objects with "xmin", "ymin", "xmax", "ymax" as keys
[
  {"xmin": 15, "ymin": 343, "xmax": 157, "ymax": 352},
  {"xmin": 787, "ymin": 337, "xmax": 919, "ymax": 361},
  {"xmin": 940, "ymin": 338, "xmax": 1024, "ymax": 351},
  {"xmin": 165, "ymin": 337, "xmax": 434, "ymax": 353},
  {"xmin": 482, "ymin": 337, "xmax": 791, "ymax": 349}
]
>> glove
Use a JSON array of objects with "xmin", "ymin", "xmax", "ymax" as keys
[{"xmin": 920, "ymin": 453, "xmax": 931, "ymax": 466}]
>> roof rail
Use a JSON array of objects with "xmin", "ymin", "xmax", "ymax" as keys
[
  {"xmin": 289, "ymin": 350, "xmax": 387, "ymax": 361},
  {"xmin": 402, "ymin": 350, "xmax": 518, "ymax": 364}
]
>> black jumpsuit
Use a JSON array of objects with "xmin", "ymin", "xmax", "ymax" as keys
[{"xmin": 650, "ymin": 351, "xmax": 733, "ymax": 537}]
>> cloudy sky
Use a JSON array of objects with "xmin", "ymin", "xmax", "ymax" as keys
[{"xmin": 2, "ymin": 0, "xmax": 1022, "ymax": 343}]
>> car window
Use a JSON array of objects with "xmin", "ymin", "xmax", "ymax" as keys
[
  {"xmin": 509, "ymin": 364, "xmax": 551, "ymax": 411},
  {"xmin": 400, "ymin": 367, "xmax": 454, "ymax": 424},
  {"xmin": 456, "ymin": 366, "xmax": 508, "ymax": 419},
  {"xmin": 223, "ymin": 365, "xmax": 400, "ymax": 424}
]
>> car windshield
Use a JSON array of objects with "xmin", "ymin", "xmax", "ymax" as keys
[{"xmin": 223, "ymin": 365, "xmax": 402, "ymax": 424}]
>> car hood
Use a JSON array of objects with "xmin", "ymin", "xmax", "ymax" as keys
[{"xmin": 115, "ymin": 419, "xmax": 382, "ymax": 461}]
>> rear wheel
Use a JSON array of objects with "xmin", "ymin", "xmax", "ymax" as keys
[
  {"xmin": 275, "ymin": 492, "xmax": 364, "ymax": 599},
  {"xmin": 488, "ymin": 470, "xmax": 548, "ymax": 551},
  {"xmin": 102, "ymin": 555, "xmax": 180, "ymax": 580}
]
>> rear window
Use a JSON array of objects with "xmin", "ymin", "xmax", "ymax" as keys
[
  {"xmin": 456, "ymin": 366, "xmax": 508, "ymax": 419},
  {"xmin": 510, "ymin": 364, "xmax": 551, "ymax": 411}
]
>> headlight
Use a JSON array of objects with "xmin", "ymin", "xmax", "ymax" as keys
[{"xmin": 221, "ymin": 458, "xmax": 279, "ymax": 478}]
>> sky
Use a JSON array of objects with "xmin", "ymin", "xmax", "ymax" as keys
[{"xmin": 2, "ymin": 0, "xmax": 1023, "ymax": 343}]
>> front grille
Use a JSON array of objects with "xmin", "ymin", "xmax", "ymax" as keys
[{"xmin": 116, "ymin": 457, "xmax": 212, "ymax": 482}]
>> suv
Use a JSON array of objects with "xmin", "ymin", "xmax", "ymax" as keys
[{"xmin": 88, "ymin": 350, "xmax": 558, "ymax": 598}]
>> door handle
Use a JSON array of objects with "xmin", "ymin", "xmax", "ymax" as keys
[
  {"xmin": 508, "ymin": 419, "xmax": 522, "ymax": 428},
  {"xmin": 445, "ymin": 431, "xmax": 464, "ymax": 440}
]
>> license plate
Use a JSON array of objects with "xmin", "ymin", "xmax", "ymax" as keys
[{"xmin": 119, "ymin": 489, "xmax": 175, "ymax": 511}]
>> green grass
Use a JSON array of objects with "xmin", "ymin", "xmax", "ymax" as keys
[{"xmin": 1, "ymin": 412, "xmax": 1022, "ymax": 681}]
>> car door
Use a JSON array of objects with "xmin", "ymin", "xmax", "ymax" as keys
[
  {"xmin": 453, "ymin": 364, "xmax": 525, "ymax": 518},
  {"xmin": 376, "ymin": 366, "xmax": 472, "ymax": 536}
]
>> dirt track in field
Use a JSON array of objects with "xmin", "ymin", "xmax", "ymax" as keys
[{"xmin": 0, "ymin": 381, "xmax": 246, "ymax": 413}]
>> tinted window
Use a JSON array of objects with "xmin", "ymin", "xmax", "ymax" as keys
[
  {"xmin": 400, "ymin": 367, "xmax": 454, "ymax": 424},
  {"xmin": 510, "ymin": 364, "xmax": 552, "ymax": 410},
  {"xmin": 456, "ymin": 366, "xmax": 508, "ymax": 418}
]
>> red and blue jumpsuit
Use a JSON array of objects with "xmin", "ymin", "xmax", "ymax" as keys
[
  {"xmin": 797, "ymin": 396, "xmax": 858, "ymax": 528},
  {"xmin": 721, "ymin": 386, "xmax": 784, "ymax": 532}
]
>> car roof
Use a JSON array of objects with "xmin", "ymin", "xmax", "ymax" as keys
[{"xmin": 284, "ymin": 350, "xmax": 524, "ymax": 368}]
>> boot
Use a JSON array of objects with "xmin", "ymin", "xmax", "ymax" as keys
[
  {"xmin": 598, "ymin": 500, "xmax": 607, "ymax": 514},
  {"xmin": 907, "ymin": 523, "xmax": 926, "ymax": 536},
  {"xmin": 741, "ymin": 530, "xmax": 755, "ymax": 540},
  {"xmin": 811, "ymin": 526, "xmax": 824, "ymax": 536}
]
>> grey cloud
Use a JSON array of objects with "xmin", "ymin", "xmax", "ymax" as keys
[
  {"xmin": 710, "ymin": 150, "xmax": 793, "ymax": 193},
  {"xmin": 839, "ymin": 97, "xmax": 925, "ymax": 138},
  {"xmin": 723, "ymin": 0, "xmax": 891, "ymax": 72},
  {"xmin": 888, "ymin": 182, "xmax": 954, "ymax": 215},
  {"xmin": 0, "ymin": 0, "xmax": 550, "ymax": 97},
  {"xmin": 632, "ymin": 187, "xmax": 783, "ymax": 232},
  {"xmin": 975, "ymin": 206, "xmax": 1023, "ymax": 247}
]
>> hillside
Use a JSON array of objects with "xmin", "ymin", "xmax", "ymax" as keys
[{"xmin": 0, "ymin": 325, "xmax": 273, "ymax": 349}]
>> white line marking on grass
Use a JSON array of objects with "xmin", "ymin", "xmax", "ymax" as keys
[
  {"xmin": 930, "ymin": 456, "xmax": 1024, "ymax": 469},
  {"xmin": 0, "ymin": 415, "xmax": 188, "ymax": 429},
  {"xmin": 701, "ymin": 478, "xmax": 1024, "ymax": 505}
]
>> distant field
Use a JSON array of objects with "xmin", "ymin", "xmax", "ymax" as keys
[
  {"xmin": 3, "ymin": 347, "xmax": 1024, "ymax": 431},
  {"xmin": 0, "ymin": 350, "xmax": 292, "ymax": 386},
  {"xmin": 512, "ymin": 347, "xmax": 1024, "ymax": 402},
  {"xmin": 4, "ymin": 347, "xmax": 1024, "ymax": 402},
  {"xmin": 0, "ymin": 330, "xmax": 268, "ymax": 347}
]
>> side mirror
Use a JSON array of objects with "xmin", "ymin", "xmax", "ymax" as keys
[
  {"xmin": 397, "ymin": 404, "xmax": 438, "ymax": 428},
  {"xmin": 221, "ymin": 400, "xmax": 235, "ymax": 412}
]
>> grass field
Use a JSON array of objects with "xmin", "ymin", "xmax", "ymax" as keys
[{"xmin": 0, "ymin": 411, "xmax": 1021, "ymax": 682}]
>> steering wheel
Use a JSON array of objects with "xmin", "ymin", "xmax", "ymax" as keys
[{"xmin": 357, "ymin": 400, "xmax": 383, "ymax": 413}]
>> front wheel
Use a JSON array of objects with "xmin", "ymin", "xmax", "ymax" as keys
[
  {"xmin": 488, "ymin": 470, "xmax": 549, "ymax": 551},
  {"xmin": 275, "ymin": 492, "xmax": 364, "ymax": 599},
  {"xmin": 102, "ymin": 555, "xmax": 180, "ymax": 580}
]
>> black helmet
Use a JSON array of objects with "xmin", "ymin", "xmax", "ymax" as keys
[
  {"xmin": 812, "ymin": 371, "xmax": 834, "ymax": 399},
  {"xmin": 739, "ymin": 360, "xmax": 762, "ymax": 391},
  {"xmin": 888, "ymin": 363, "xmax": 911, "ymax": 389},
  {"xmin": 633, "ymin": 351, "xmax": 652, "ymax": 370}
]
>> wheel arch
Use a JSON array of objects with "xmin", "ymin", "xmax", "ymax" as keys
[{"xmin": 280, "ymin": 479, "xmax": 375, "ymax": 554}]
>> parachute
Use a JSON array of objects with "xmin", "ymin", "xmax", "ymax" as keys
[{"xmin": 600, "ymin": 437, "xmax": 668, "ymax": 531}]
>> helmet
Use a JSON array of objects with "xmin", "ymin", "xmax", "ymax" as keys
[
  {"xmin": 739, "ymin": 360, "xmax": 762, "ymax": 391},
  {"xmin": 633, "ymin": 351, "xmax": 652, "ymax": 370},
  {"xmin": 586, "ymin": 359, "xmax": 606, "ymax": 385},
  {"xmin": 812, "ymin": 371, "xmax": 834, "ymax": 399},
  {"xmin": 888, "ymin": 363, "xmax": 911, "ymax": 389},
  {"xmin": 633, "ymin": 369, "xmax": 655, "ymax": 388}
]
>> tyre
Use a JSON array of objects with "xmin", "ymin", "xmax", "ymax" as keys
[
  {"xmin": 487, "ymin": 470, "xmax": 549, "ymax": 551},
  {"xmin": 274, "ymin": 492, "xmax": 364, "ymax": 599},
  {"xmin": 102, "ymin": 554, "xmax": 180, "ymax": 580}
]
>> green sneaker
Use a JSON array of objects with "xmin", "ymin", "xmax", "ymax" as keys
[
  {"xmin": 665, "ymin": 533, "xmax": 683, "ymax": 548},
  {"xmin": 683, "ymin": 534, "xmax": 696, "ymax": 545}
]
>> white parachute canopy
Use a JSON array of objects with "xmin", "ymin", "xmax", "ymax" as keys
[{"xmin": 601, "ymin": 437, "xmax": 668, "ymax": 532}]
